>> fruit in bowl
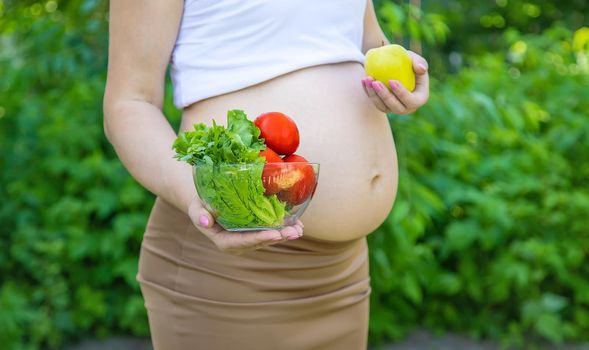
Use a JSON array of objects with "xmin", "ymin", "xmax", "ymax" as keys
[{"xmin": 173, "ymin": 109, "xmax": 319, "ymax": 232}]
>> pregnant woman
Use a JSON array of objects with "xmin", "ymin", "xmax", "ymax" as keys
[{"xmin": 103, "ymin": 1, "xmax": 429, "ymax": 349}]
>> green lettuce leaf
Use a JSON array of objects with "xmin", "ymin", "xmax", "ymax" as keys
[
  {"xmin": 227, "ymin": 109, "xmax": 263, "ymax": 149},
  {"xmin": 173, "ymin": 109, "xmax": 266, "ymax": 165},
  {"xmin": 195, "ymin": 163, "xmax": 285, "ymax": 229}
]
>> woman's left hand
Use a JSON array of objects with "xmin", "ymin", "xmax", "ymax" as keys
[{"xmin": 361, "ymin": 51, "xmax": 430, "ymax": 115}]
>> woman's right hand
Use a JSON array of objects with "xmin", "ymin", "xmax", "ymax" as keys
[{"xmin": 187, "ymin": 196, "xmax": 304, "ymax": 254}]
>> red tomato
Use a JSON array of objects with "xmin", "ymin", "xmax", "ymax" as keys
[
  {"xmin": 259, "ymin": 148, "xmax": 283, "ymax": 163},
  {"xmin": 254, "ymin": 112, "xmax": 300, "ymax": 155},
  {"xmin": 259, "ymin": 148, "xmax": 284, "ymax": 195},
  {"xmin": 277, "ymin": 154, "xmax": 317, "ymax": 206}
]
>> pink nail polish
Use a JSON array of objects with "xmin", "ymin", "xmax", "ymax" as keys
[
  {"xmin": 389, "ymin": 81, "xmax": 398, "ymax": 90},
  {"xmin": 371, "ymin": 81, "xmax": 381, "ymax": 92},
  {"xmin": 419, "ymin": 63, "xmax": 428, "ymax": 71},
  {"xmin": 272, "ymin": 236, "xmax": 283, "ymax": 241},
  {"xmin": 287, "ymin": 235, "xmax": 299, "ymax": 240},
  {"xmin": 199, "ymin": 215, "xmax": 209, "ymax": 227}
]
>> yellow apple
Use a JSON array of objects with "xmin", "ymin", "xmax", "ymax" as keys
[{"xmin": 365, "ymin": 44, "xmax": 415, "ymax": 92}]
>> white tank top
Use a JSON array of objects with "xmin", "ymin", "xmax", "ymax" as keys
[{"xmin": 170, "ymin": 0, "xmax": 366, "ymax": 108}]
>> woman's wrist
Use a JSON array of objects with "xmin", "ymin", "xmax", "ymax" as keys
[
  {"xmin": 161, "ymin": 165, "xmax": 198, "ymax": 215},
  {"xmin": 180, "ymin": 189, "xmax": 199, "ymax": 215}
]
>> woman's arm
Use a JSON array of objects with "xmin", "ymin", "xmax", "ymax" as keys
[
  {"xmin": 103, "ymin": 0, "xmax": 303, "ymax": 252},
  {"xmin": 361, "ymin": 0, "xmax": 430, "ymax": 114},
  {"xmin": 103, "ymin": 0, "xmax": 194, "ymax": 213},
  {"xmin": 362, "ymin": 0, "xmax": 390, "ymax": 53}
]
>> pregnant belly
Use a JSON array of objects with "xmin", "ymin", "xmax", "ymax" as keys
[{"xmin": 181, "ymin": 62, "xmax": 398, "ymax": 241}]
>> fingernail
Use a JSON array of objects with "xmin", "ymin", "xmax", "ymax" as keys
[
  {"xmin": 371, "ymin": 81, "xmax": 381, "ymax": 92},
  {"xmin": 287, "ymin": 235, "xmax": 299, "ymax": 240},
  {"xmin": 272, "ymin": 236, "xmax": 283, "ymax": 241},
  {"xmin": 199, "ymin": 215, "xmax": 209, "ymax": 227},
  {"xmin": 389, "ymin": 81, "xmax": 398, "ymax": 90},
  {"xmin": 419, "ymin": 63, "xmax": 428, "ymax": 71}
]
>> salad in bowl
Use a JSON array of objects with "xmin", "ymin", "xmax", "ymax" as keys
[{"xmin": 173, "ymin": 110, "xmax": 319, "ymax": 231}]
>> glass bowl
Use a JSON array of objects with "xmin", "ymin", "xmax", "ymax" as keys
[{"xmin": 193, "ymin": 162, "xmax": 320, "ymax": 232}]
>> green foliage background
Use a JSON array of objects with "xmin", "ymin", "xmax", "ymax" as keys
[{"xmin": 1, "ymin": 0, "xmax": 588, "ymax": 349}]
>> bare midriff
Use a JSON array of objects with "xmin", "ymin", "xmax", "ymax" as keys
[{"xmin": 181, "ymin": 62, "xmax": 398, "ymax": 242}]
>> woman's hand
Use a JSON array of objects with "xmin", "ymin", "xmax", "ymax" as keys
[
  {"xmin": 187, "ymin": 196, "xmax": 304, "ymax": 255},
  {"xmin": 361, "ymin": 51, "xmax": 430, "ymax": 115}
]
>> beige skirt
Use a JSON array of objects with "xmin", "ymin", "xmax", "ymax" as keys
[{"xmin": 137, "ymin": 198, "xmax": 370, "ymax": 350}]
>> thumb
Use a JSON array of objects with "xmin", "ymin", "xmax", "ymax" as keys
[
  {"xmin": 188, "ymin": 196, "xmax": 215, "ymax": 229},
  {"xmin": 409, "ymin": 51, "xmax": 429, "ymax": 75},
  {"xmin": 197, "ymin": 207, "xmax": 215, "ymax": 228},
  {"xmin": 413, "ymin": 59, "xmax": 428, "ymax": 75}
]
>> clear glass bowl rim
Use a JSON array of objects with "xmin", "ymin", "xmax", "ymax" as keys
[{"xmin": 192, "ymin": 162, "xmax": 319, "ymax": 166}]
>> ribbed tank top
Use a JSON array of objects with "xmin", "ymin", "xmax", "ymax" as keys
[{"xmin": 170, "ymin": 0, "xmax": 366, "ymax": 108}]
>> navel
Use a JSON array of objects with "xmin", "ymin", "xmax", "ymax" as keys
[{"xmin": 370, "ymin": 173, "xmax": 382, "ymax": 188}]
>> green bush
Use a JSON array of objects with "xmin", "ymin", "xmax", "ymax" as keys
[
  {"xmin": 368, "ymin": 25, "xmax": 589, "ymax": 347},
  {"xmin": 0, "ymin": 2, "xmax": 177, "ymax": 349}
]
